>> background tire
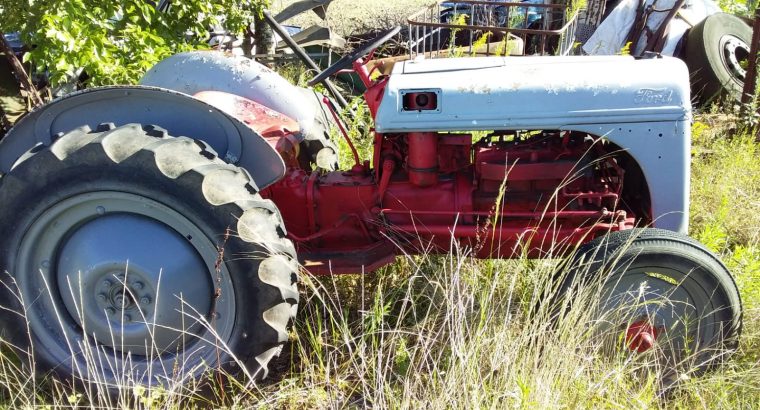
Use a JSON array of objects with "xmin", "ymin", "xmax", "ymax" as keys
[
  {"xmin": 685, "ymin": 13, "xmax": 752, "ymax": 105},
  {"xmin": 555, "ymin": 228, "xmax": 742, "ymax": 373},
  {"xmin": 0, "ymin": 123, "xmax": 298, "ymax": 385},
  {"xmin": 299, "ymin": 129, "xmax": 340, "ymax": 171}
]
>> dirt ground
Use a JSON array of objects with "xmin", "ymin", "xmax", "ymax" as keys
[{"xmin": 271, "ymin": 0, "xmax": 431, "ymax": 36}]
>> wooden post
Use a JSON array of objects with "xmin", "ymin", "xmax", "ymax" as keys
[
  {"xmin": 0, "ymin": 35, "xmax": 43, "ymax": 108},
  {"xmin": 741, "ymin": 5, "xmax": 760, "ymax": 139}
]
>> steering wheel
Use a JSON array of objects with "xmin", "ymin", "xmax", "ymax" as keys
[{"xmin": 307, "ymin": 26, "xmax": 401, "ymax": 87}]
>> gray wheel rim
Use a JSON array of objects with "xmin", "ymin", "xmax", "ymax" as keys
[
  {"xmin": 17, "ymin": 191, "xmax": 236, "ymax": 369},
  {"xmin": 720, "ymin": 34, "xmax": 750, "ymax": 82}
]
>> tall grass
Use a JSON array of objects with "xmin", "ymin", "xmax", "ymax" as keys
[
  {"xmin": 243, "ymin": 118, "xmax": 760, "ymax": 408},
  {"xmin": 689, "ymin": 117, "xmax": 760, "ymax": 385}
]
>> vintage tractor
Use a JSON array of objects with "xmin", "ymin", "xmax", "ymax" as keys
[{"xmin": 0, "ymin": 27, "xmax": 741, "ymax": 385}]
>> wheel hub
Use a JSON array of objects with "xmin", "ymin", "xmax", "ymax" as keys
[
  {"xmin": 95, "ymin": 272, "xmax": 152, "ymax": 323},
  {"xmin": 720, "ymin": 35, "xmax": 750, "ymax": 82},
  {"xmin": 596, "ymin": 267, "xmax": 702, "ymax": 360},
  {"xmin": 57, "ymin": 213, "xmax": 214, "ymax": 355},
  {"xmin": 625, "ymin": 320, "xmax": 658, "ymax": 353}
]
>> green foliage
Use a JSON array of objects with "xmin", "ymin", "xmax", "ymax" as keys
[
  {"xmin": 331, "ymin": 97, "xmax": 374, "ymax": 169},
  {"xmin": 568, "ymin": 0, "xmax": 587, "ymax": 16},
  {"xmin": 494, "ymin": 36, "xmax": 516, "ymax": 56},
  {"xmin": 470, "ymin": 31, "xmax": 492, "ymax": 56},
  {"xmin": 448, "ymin": 14, "xmax": 468, "ymax": 58},
  {"xmin": 690, "ymin": 121, "xmax": 760, "ymax": 247},
  {"xmin": 690, "ymin": 119, "xmax": 760, "ymax": 318},
  {"xmin": 717, "ymin": 0, "xmax": 753, "ymax": 17},
  {"xmin": 0, "ymin": 0, "xmax": 266, "ymax": 86}
]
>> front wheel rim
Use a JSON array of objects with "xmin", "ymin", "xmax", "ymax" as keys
[{"xmin": 593, "ymin": 265, "xmax": 719, "ymax": 363}]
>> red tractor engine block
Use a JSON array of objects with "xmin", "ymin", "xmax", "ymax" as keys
[{"xmin": 264, "ymin": 130, "xmax": 635, "ymax": 274}]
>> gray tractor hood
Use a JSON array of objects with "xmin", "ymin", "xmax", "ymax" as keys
[{"xmin": 375, "ymin": 55, "xmax": 691, "ymax": 132}]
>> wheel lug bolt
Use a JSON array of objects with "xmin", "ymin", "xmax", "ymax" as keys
[
  {"xmin": 97, "ymin": 293, "xmax": 107, "ymax": 301},
  {"xmin": 134, "ymin": 282, "xmax": 144, "ymax": 290},
  {"xmin": 103, "ymin": 280, "xmax": 112, "ymax": 288},
  {"xmin": 124, "ymin": 314, "xmax": 131, "ymax": 322},
  {"xmin": 106, "ymin": 307, "xmax": 115, "ymax": 316},
  {"xmin": 140, "ymin": 296, "xmax": 151, "ymax": 305}
]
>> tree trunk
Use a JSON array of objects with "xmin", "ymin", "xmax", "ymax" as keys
[{"xmin": 253, "ymin": 14, "xmax": 275, "ymax": 57}]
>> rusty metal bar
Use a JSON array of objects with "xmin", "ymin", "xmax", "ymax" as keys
[
  {"xmin": 262, "ymin": 10, "xmax": 348, "ymax": 109},
  {"xmin": 413, "ymin": 0, "xmax": 567, "ymax": 10},
  {"xmin": 406, "ymin": 20, "xmax": 574, "ymax": 36},
  {"xmin": 646, "ymin": 0, "xmax": 687, "ymax": 53},
  {"xmin": 741, "ymin": 5, "xmax": 760, "ymax": 110},
  {"xmin": 388, "ymin": 223, "xmax": 620, "ymax": 239},
  {"xmin": 437, "ymin": 5, "xmax": 442, "ymax": 57},
  {"xmin": 469, "ymin": 4, "xmax": 475, "ymax": 54},
  {"xmin": 408, "ymin": 1, "xmax": 582, "ymax": 56},
  {"xmin": 381, "ymin": 208, "xmax": 617, "ymax": 219},
  {"xmin": 0, "ymin": 35, "xmax": 43, "ymax": 108}
]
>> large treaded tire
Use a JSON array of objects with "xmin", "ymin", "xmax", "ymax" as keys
[
  {"xmin": 556, "ymin": 228, "xmax": 742, "ymax": 373},
  {"xmin": 0, "ymin": 123, "xmax": 298, "ymax": 385},
  {"xmin": 685, "ymin": 13, "xmax": 752, "ymax": 105}
]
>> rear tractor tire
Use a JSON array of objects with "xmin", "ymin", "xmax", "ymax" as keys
[
  {"xmin": 555, "ymin": 228, "xmax": 742, "ymax": 374},
  {"xmin": 0, "ymin": 123, "xmax": 299, "ymax": 386}
]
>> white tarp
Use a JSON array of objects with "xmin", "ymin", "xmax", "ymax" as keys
[{"xmin": 582, "ymin": 0, "xmax": 721, "ymax": 56}]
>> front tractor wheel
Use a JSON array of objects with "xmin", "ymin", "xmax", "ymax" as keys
[
  {"xmin": 0, "ymin": 123, "xmax": 298, "ymax": 385},
  {"xmin": 557, "ymin": 229, "xmax": 741, "ymax": 374}
]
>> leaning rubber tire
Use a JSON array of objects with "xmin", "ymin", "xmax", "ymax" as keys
[
  {"xmin": 0, "ymin": 123, "xmax": 298, "ymax": 385},
  {"xmin": 685, "ymin": 13, "xmax": 752, "ymax": 105},
  {"xmin": 555, "ymin": 228, "xmax": 742, "ymax": 373},
  {"xmin": 294, "ymin": 88, "xmax": 340, "ymax": 172}
]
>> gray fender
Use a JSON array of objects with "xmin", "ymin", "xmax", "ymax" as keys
[
  {"xmin": 0, "ymin": 86, "xmax": 285, "ymax": 189},
  {"xmin": 564, "ymin": 119, "xmax": 691, "ymax": 234},
  {"xmin": 139, "ymin": 51, "xmax": 335, "ymax": 144}
]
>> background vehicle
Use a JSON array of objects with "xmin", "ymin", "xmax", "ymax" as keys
[
  {"xmin": 407, "ymin": 0, "xmax": 754, "ymax": 104},
  {"xmin": 0, "ymin": 27, "xmax": 741, "ymax": 387}
]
